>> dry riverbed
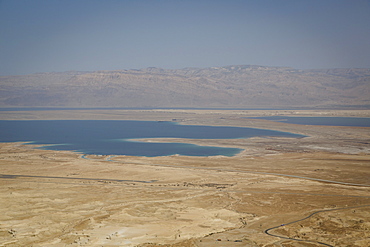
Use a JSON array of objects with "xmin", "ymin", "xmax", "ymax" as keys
[{"xmin": 0, "ymin": 109, "xmax": 369, "ymax": 246}]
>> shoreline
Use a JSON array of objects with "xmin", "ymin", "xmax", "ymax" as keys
[
  {"xmin": 1, "ymin": 109, "xmax": 369, "ymax": 246},
  {"xmin": 1, "ymin": 142, "xmax": 369, "ymax": 246}
]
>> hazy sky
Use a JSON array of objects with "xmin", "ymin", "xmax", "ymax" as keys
[{"xmin": 1, "ymin": 0, "xmax": 370, "ymax": 75}]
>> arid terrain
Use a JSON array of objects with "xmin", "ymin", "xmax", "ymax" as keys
[
  {"xmin": 1, "ymin": 65, "xmax": 370, "ymax": 108},
  {"xmin": 0, "ymin": 109, "xmax": 369, "ymax": 247}
]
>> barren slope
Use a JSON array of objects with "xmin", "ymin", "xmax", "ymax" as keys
[{"xmin": 1, "ymin": 65, "xmax": 369, "ymax": 108}]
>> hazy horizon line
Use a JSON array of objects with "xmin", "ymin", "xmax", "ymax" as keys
[{"xmin": 2, "ymin": 64, "xmax": 370, "ymax": 76}]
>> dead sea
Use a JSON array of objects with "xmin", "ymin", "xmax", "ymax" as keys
[{"xmin": 0, "ymin": 120, "xmax": 304, "ymax": 157}]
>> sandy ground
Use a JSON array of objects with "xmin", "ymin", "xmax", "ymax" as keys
[{"xmin": 0, "ymin": 109, "xmax": 369, "ymax": 246}]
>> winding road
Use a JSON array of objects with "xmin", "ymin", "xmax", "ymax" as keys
[
  {"xmin": 264, "ymin": 204, "xmax": 370, "ymax": 247},
  {"xmin": 2, "ymin": 154, "xmax": 369, "ymax": 245},
  {"xmin": 79, "ymin": 154, "xmax": 370, "ymax": 246}
]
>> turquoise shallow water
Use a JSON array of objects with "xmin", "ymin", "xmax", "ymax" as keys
[{"xmin": 0, "ymin": 120, "xmax": 305, "ymax": 157}]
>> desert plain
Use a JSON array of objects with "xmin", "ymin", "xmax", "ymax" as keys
[{"xmin": 0, "ymin": 108, "xmax": 369, "ymax": 247}]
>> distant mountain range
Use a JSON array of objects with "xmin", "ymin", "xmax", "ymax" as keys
[{"xmin": 1, "ymin": 65, "xmax": 369, "ymax": 108}]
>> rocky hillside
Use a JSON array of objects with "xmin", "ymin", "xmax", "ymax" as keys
[{"xmin": 1, "ymin": 65, "xmax": 369, "ymax": 108}]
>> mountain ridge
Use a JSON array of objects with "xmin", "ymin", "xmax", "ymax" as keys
[{"xmin": 1, "ymin": 65, "xmax": 369, "ymax": 108}]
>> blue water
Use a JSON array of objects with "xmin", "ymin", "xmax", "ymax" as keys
[
  {"xmin": 0, "ymin": 120, "xmax": 305, "ymax": 157},
  {"xmin": 248, "ymin": 116, "xmax": 370, "ymax": 127}
]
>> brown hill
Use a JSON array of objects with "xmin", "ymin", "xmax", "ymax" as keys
[{"xmin": 1, "ymin": 65, "xmax": 369, "ymax": 108}]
